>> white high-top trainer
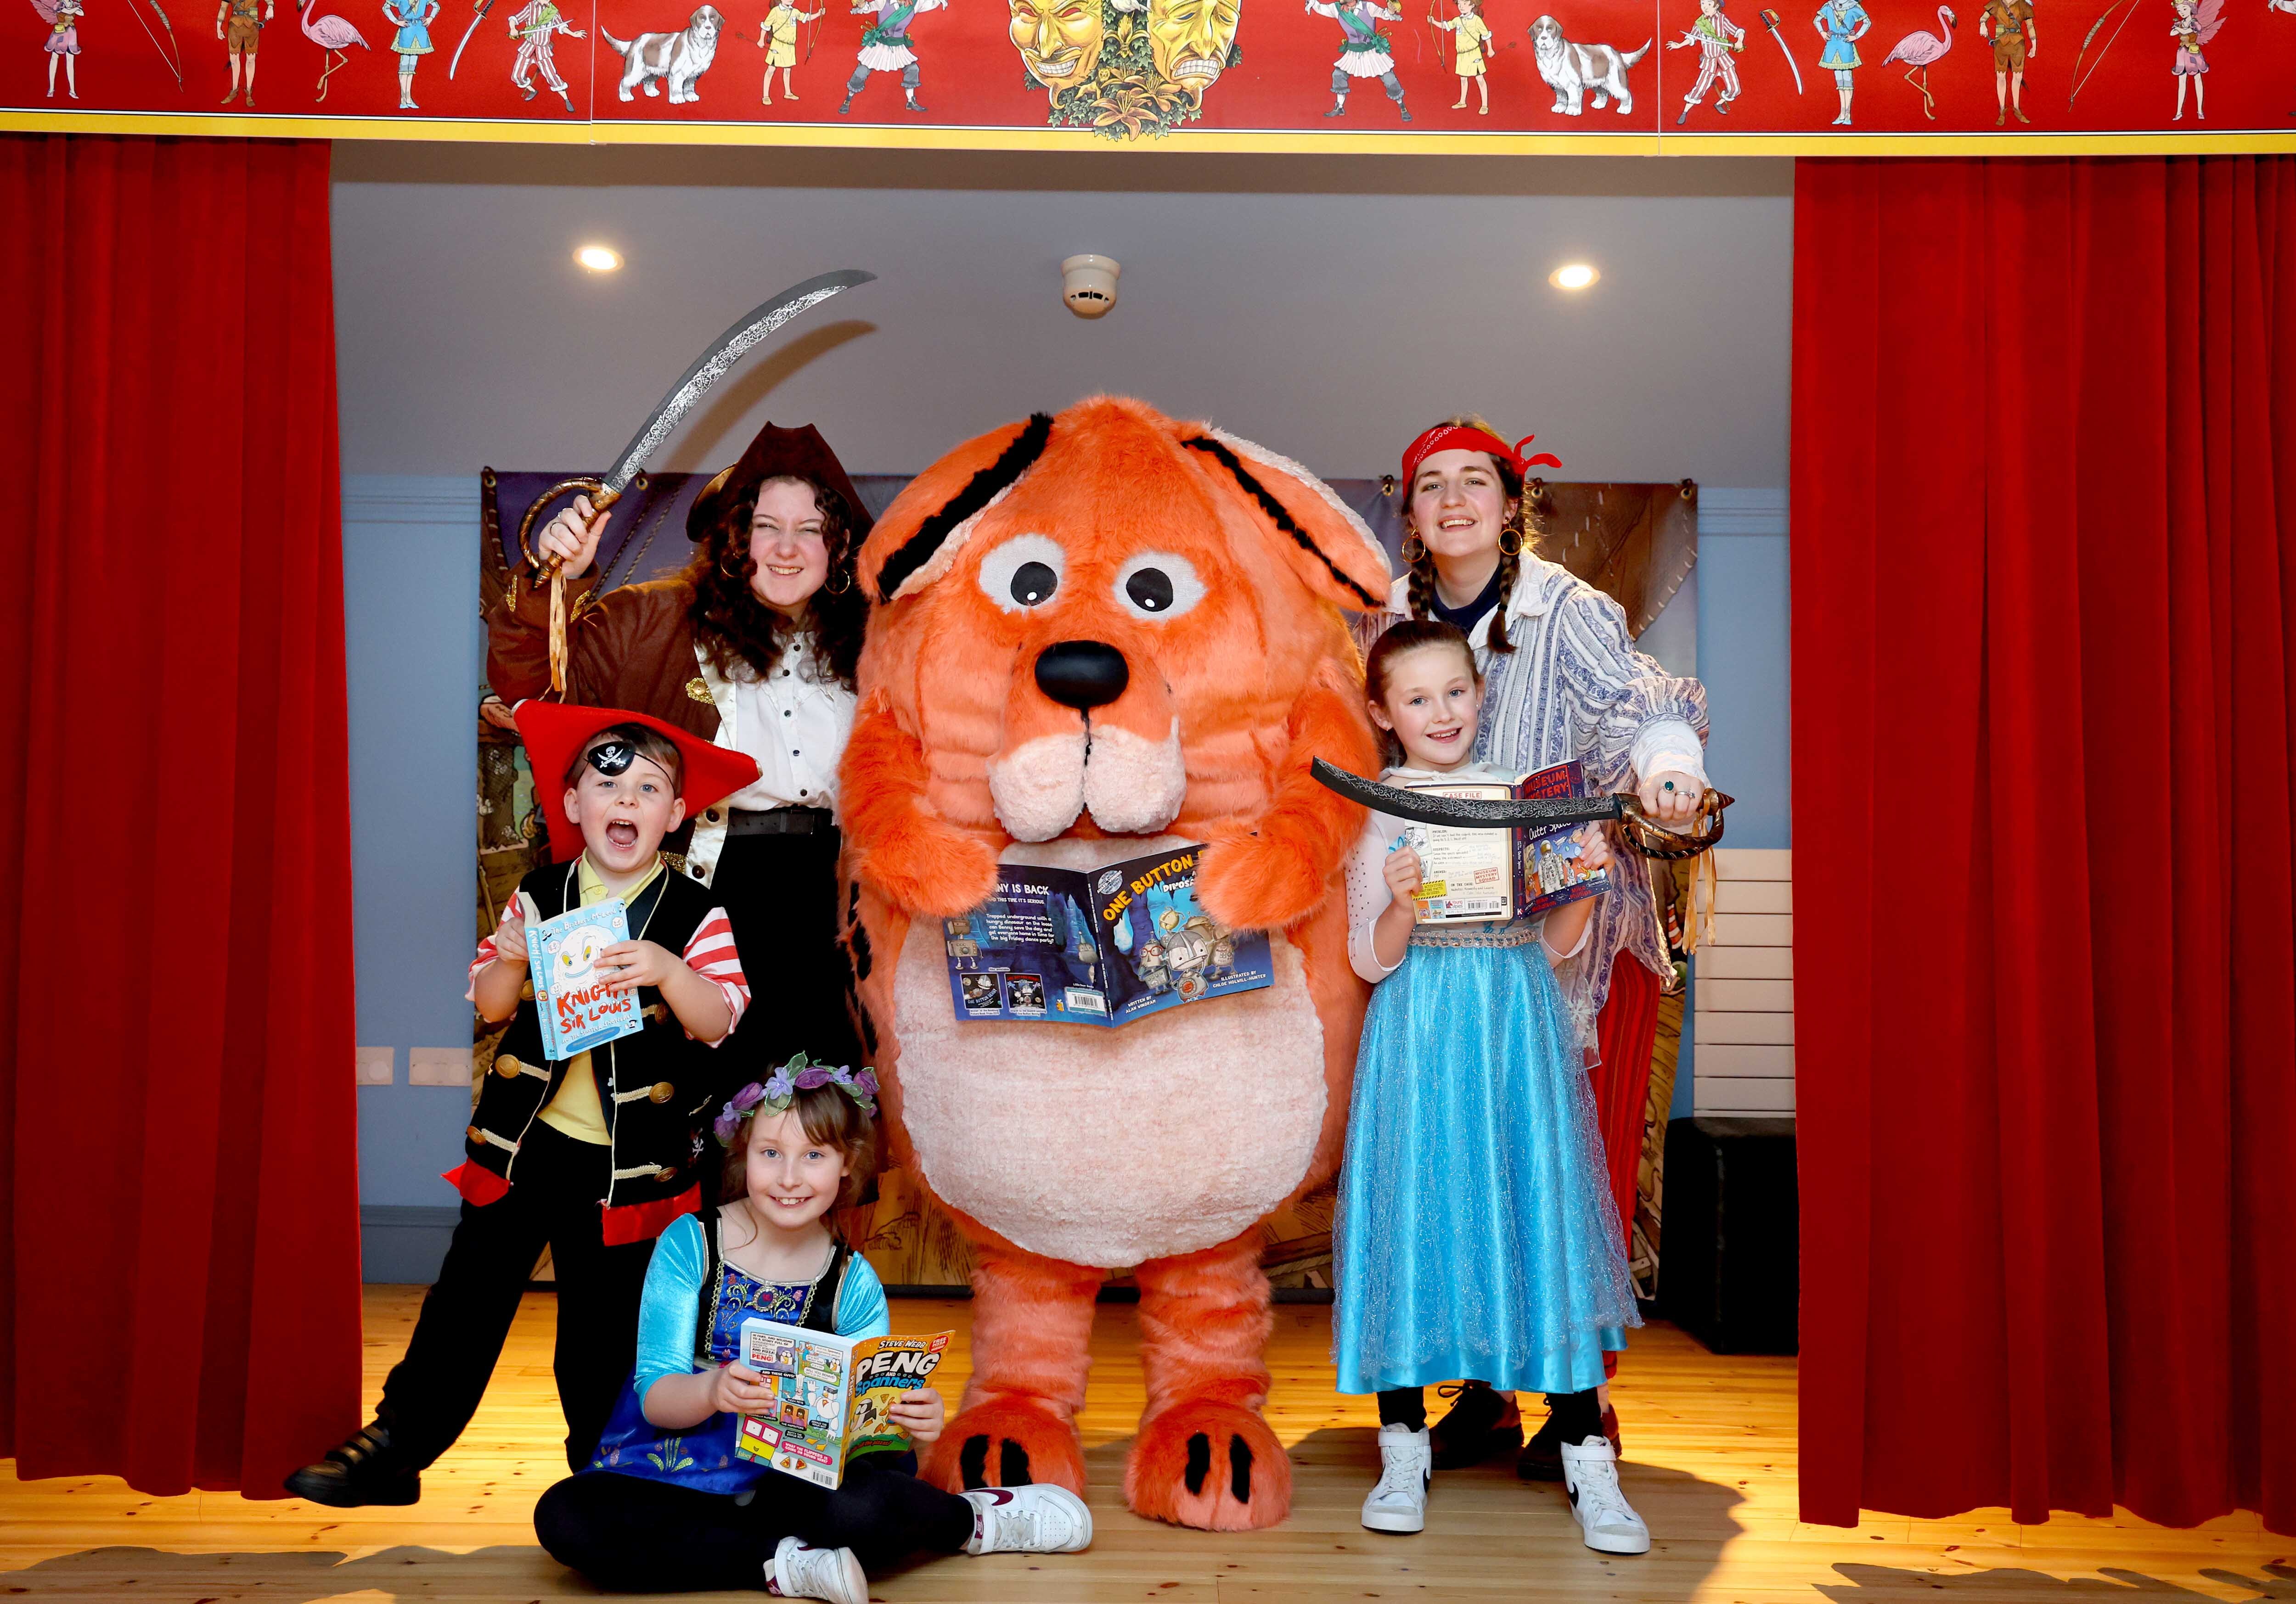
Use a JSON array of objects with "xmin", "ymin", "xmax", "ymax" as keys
[
  {"xmin": 961, "ymin": 1483, "xmax": 1094, "ymax": 1554},
  {"xmin": 1560, "ymin": 1435, "xmax": 1650, "ymax": 1554},
  {"xmin": 768, "ymin": 1535, "xmax": 867, "ymax": 1604},
  {"xmin": 1361, "ymin": 1422, "xmax": 1433, "ymax": 1533}
]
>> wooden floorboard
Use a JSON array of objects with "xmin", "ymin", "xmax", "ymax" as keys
[{"xmin": 1, "ymin": 1288, "xmax": 2286, "ymax": 1602}]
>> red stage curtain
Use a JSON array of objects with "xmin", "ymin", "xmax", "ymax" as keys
[
  {"xmin": 1793, "ymin": 157, "xmax": 2296, "ymax": 1534},
  {"xmin": 0, "ymin": 135, "xmax": 361, "ymax": 1496}
]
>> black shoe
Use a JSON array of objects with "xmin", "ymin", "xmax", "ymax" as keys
[
  {"xmin": 838, "ymin": 94, "xmax": 853, "ymax": 113},
  {"xmin": 1398, "ymin": 104, "xmax": 1411, "ymax": 121},
  {"xmin": 1429, "ymin": 1382, "xmax": 1523, "ymax": 1470},
  {"xmin": 1519, "ymin": 1402, "xmax": 1621, "ymax": 1482},
  {"xmin": 906, "ymin": 96, "xmax": 926, "ymax": 111},
  {"xmin": 283, "ymin": 1425, "xmax": 422, "ymax": 1507}
]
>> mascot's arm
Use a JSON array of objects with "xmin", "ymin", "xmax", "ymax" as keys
[
  {"xmin": 1196, "ymin": 657, "xmax": 1377, "ymax": 934},
  {"xmin": 841, "ymin": 694, "xmax": 1001, "ymax": 917}
]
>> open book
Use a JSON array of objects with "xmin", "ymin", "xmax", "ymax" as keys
[
  {"xmin": 733, "ymin": 1321, "xmax": 953, "ymax": 1488},
  {"xmin": 942, "ymin": 843, "xmax": 1273, "ymax": 1026},
  {"xmin": 523, "ymin": 896, "xmax": 642, "ymax": 1058},
  {"xmin": 1398, "ymin": 761, "xmax": 1610, "ymax": 925}
]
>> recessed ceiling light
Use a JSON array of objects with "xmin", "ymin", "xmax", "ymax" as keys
[
  {"xmin": 575, "ymin": 245, "xmax": 622, "ymax": 273},
  {"xmin": 1549, "ymin": 262, "xmax": 1599, "ymax": 291}
]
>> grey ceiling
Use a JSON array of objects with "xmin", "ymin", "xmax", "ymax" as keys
[{"xmin": 332, "ymin": 145, "xmax": 1793, "ymax": 484}]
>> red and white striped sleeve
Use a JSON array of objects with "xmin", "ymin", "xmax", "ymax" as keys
[
  {"xmin": 682, "ymin": 906, "xmax": 749, "ymax": 1042},
  {"xmin": 467, "ymin": 920, "xmax": 512, "ymax": 1001}
]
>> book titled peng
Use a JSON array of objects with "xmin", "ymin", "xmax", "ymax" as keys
[{"xmin": 525, "ymin": 899, "xmax": 643, "ymax": 1060}]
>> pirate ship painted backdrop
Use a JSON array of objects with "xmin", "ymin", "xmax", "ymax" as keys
[{"xmin": 8, "ymin": 0, "xmax": 2294, "ymax": 146}]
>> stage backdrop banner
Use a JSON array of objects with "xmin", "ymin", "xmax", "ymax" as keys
[
  {"xmin": 477, "ymin": 469, "xmax": 1695, "ymax": 1297},
  {"xmin": 1793, "ymin": 153, "xmax": 2296, "ymax": 1534},
  {"xmin": 0, "ymin": 133, "xmax": 362, "ymax": 1497},
  {"xmin": 6, "ymin": 0, "xmax": 2296, "ymax": 151}
]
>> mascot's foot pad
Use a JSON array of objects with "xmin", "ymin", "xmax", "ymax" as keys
[
  {"xmin": 927, "ymin": 1395, "xmax": 1088, "ymax": 1500},
  {"xmin": 1124, "ymin": 1401, "xmax": 1292, "ymax": 1532}
]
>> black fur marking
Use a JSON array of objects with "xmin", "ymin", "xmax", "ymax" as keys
[
  {"xmin": 959, "ymin": 1434, "xmax": 991, "ymax": 1491},
  {"xmin": 1000, "ymin": 1439, "xmax": 1035, "ymax": 1487},
  {"xmin": 1182, "ymin": 435, "xmax": 1379, "ymax": 609},
  {"xmin": 877, "ymin": 412, "xmax": 1053, "ymax": 600},
  {"xmin": 1229, "ymin": 1433, "xmax": 1254, "ymax": 1503},
  {"xmin": 859, "ymin": 1008, "xmax": 878, "ymax": 1056},
  {"xmin": 851, "ymin": 920, "xmax": 874, "ymax": 982},
  {"xmin": 1184, "ymin": 1432, "xmax": 1212, "ymax": 1497}
]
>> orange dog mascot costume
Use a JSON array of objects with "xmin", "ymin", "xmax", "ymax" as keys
[{"xmin": 838, "ymin": 397, "xmax": 1390, "ymax": 1531}]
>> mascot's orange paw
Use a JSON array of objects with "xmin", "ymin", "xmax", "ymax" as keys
[
  {"xmin": 924, "ymin": 1395, "xmax": 1088, "ymax": 1497},
  {"xmin": 858, "ymin": 827, "xmax": 999, "ymax": 920},
  {"xmin": 1123, "ymin": 1400, "xmax": 1292, "ymax": 1531},
  {"xmin": 1196, "ymin": 827, "xmax": 1327, "ymax": 935}
]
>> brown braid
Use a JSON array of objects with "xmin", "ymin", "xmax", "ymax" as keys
[{"xmin": 1402, "ymin": 412, "xmax": 1533, "ymax": 656}]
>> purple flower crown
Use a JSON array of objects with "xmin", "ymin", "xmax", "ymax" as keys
[{"xmin": 713, "ymin": 1052, "xmax": 879, "ymax": 1145}]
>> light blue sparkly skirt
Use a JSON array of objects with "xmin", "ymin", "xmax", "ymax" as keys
[{"xmin": 1333, "ymin": 924, "xmax": 1639, "ymax": 1398}]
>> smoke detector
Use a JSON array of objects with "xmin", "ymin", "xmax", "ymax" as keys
[{"xmin": 1061, "ymin": 254, "xmax": 1120, "ymax": 319}]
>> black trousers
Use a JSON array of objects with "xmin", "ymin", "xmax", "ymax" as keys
[
  {"xmin": 375, "ymin": 1122, "xmax": 657, "ymax": 1473},
  {"xmin": 1379, "ymin": 1385, "xmax": 1602, "ymax": 1437},
  {"xmin": 713, "ymin": 825, "xmax": 863, "ymax": 1071},
  {"xmin": 534, "ymin": 1458, "xmax": 974, "ymax": 1591}
]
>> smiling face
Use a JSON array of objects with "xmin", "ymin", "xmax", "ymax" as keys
[
  {"xmin": 1369, "ymin": 640, "xmax": 1484, "ymax": 771},
  {"xmin": 1408, "ymin": 448, "xmax": 1519, "ymax": 566},
  {"xmin": 563, "ymin": 747, "xmax": 684, "ymax": 877},
  {"xmin": 1009, "ymin": 0, "xmax": 1103, "ymax": 89},
  {"xmin": 1149, "ymin": 0, "xmax": 1239, "ymax": 99},
  {"xmin": 743, "ymin": 1107, "xmax": 852, "ymax": 1232},
  {"xmin": 748, "ymin": 477, "xmax": 832, "ymax": 619}
]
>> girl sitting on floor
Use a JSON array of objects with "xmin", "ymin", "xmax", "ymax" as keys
[
  {"xmin": 1333, "ymin": 619, "xmax": 1649, "ymax": 1555},
  {"xmin": 534, "ymin": 1056, "xmax": 1091, "ymax": 1603}
]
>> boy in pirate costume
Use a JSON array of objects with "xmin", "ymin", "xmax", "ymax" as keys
[
  {"xmin": 286, "ymin": 705, "xmax": 759, "ymax": 1508},
  {"xmin": 1308, "ymin": 0, "xmax": 1412, "ymax": 119},
  {"xmin": 839, "ymin": 0, "xmax": 946, "ymax": 113},
  {"xmin": 1667, "ymin": 0, "xmax": 1744, "ymax": 123},
  {"xmin": 509, "ymin": 0, "xmax": 585, "ymax": 109}
]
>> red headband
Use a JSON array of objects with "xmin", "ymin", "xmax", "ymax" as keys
[{"xmin": 1400, "ymin": 425, "xmax": 1562, "ymax": 491}]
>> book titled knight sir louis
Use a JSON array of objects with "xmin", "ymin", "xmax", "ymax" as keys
[
  {"xmin": 941, "ymin": 844, "xmax": 1273, "ymax": 1026},
  {"xmin": 524, "ymin": 898, "xmax": 643, "ymax": 1059}
]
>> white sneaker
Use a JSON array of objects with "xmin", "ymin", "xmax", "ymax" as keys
[
  {"xmin": 1560, "ymin": 1436, "xmax": 1650, "ymax": 1554},
  {"xmin": 961, "ymin": 1483, "xmax": 1094, "ymax": 1554},
  {"xmin": 1360, "ymin": 1422, "xmax": 1432, "ymax": 1533},
  {"xmin": 769, "ymin": 1534, "xmax": 868, "ymax": 1604}
]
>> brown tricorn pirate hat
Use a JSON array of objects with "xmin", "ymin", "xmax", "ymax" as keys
[{"xmin": 685, "ymin": 421, "xmax": 875, "ymax": 544}]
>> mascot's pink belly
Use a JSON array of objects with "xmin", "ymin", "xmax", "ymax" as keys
[{"xmin": 891, "ymin": 855, "xmax": 1328, "ymax": 1269}]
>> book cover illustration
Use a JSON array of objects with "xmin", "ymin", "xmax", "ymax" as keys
[
  {"xmin": 733, "ymin": 1321, "xmax": 953, "ymax": 1488},
  {"xmin": 942, "ymin": 844, "xmax": 1274, "ymax": 1027},
  {"xmin": 524, "ymin": 898, "xmax": 643, "ymax": 1059},
  {"xmin": 1402, "ymin": 761, "xmax": 1610, "ymax": 926}
]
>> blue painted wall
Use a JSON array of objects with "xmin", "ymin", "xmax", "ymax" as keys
[{"xmin": 340, "ymin": 474, "xmax": 1792, "ymax": 1256}]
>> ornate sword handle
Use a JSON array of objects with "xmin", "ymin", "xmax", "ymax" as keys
[
  {"xmin": 1615, "ymin": 788, "xmax": 1735, "ymax": 860},
  {"xmin": 515, "ymin": 475, "xmax": 630, "ymax": 694}
]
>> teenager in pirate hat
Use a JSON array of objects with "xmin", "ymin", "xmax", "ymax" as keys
[
  {"xmin": 488, "ymin": 423, "xmax": 873, "ymax": 1082},
  {"xmin": 287, "ymin": 704, "xmax": 760, "ymax": 1507}
]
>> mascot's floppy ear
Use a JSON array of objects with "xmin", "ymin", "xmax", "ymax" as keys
[
  {"xmin": 1178, "ymin": 426, "xmax": 1393, "ymax": 613},
  {"xmin": 862, "ymin": 412, "xmax": 1055, "ymax": 604}
]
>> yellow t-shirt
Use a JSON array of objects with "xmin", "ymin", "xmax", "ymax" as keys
[
  {"xmin": 536, "ymin": 855, "xmax": 668, "ymax": 1146},
  {"xmin": 1452, "ymin": 12, "xmax": 1491, "ymax": 69}
]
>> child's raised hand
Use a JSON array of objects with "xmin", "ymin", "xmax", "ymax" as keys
[
  {"xmin": 889, "ymin": 1386, "xmax": 946, "ymax": 1445},
  {"xmin": 491, "ymin": 899, "xmax": 530, "ymax": 966},
  {"xmin": 709, "ymin": 1361, "xmax": 773, "ymax": 1418},
  {"xmin": 1382, "ymin": 839, "xmax": 1425, "ymax": 912},
  {"xmin": 1576, "ymin": 823, "xmax": 1614, "ymax": 874},
  {"xmin": 597, "ymin": 938, "xmax": 680, "ymax": 993}
]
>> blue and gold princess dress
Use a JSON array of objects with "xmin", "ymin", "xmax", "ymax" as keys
[{"xmin": 1332, "ymin": 767, "xmax": 1641, "ymax": 1398}]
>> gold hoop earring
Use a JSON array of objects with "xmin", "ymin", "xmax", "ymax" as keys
[
  {"xmin": 823, "ymin": 565, "xmax": 852, "ymax": 596},
  {"xmin": 1400, "ymin": 532, "xmax": 1426, "ymax": 563},
  {"xmin": 1499, "ymin": 527, "xmax": 1523, "ymax": 557}
]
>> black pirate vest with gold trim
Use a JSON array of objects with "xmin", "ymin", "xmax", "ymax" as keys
[{"xmin": 449, "ymin": 854, "xmax": 732, "ymax": 1245}]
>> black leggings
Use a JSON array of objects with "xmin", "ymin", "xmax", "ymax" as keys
[
  {"xmin": 535, "ymin": 1459, "xmax": 974, "ymax": 1591},
  {"xmin": 1379, "ymin": 1385, "xmax": 1603, "ymax": 1440}
]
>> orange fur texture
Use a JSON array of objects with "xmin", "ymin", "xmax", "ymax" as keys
[{"xmin": 836, "ymin": 398, "xmax": 1388, "ymax": 1530}]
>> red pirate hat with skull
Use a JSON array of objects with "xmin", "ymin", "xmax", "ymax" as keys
[{"xmin": 514, "ymin": 701, "xmax": 760, "ymax": 864}]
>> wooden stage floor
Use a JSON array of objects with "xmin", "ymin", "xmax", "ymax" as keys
[{"xmin": 1, "ymin": 1288, "xmax": 2286, "ymax": 1603}]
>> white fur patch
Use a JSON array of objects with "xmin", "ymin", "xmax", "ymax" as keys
[
  {"xmin": 894, "ymin": 837, "xmax": 1328, "ymax": 1268},
  {"xmin": 1079, "ymin": 720, "xmax": 1186, "ymax": 835},
  {"xmin": 987, "ymin": 731, "xmax": 1087, "ymax": 842}
]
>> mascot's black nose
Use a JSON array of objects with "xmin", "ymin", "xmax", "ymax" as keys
[{"xmin": 1035, "ymin": 640, "xmax": 1131, "ymax": 711}]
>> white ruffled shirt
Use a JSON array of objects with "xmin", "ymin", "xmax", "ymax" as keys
[{"xmin": 721, "ymin": 634, "xmax": 857, "ymax": 816}]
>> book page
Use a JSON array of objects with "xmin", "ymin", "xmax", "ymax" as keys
[
  {"xmin": 1401, "ymin": 782, "xmax": 1519, "ymax": 924},
  {"xmin": 734, "ymin": 1322, "xmax": 855, "ymax": 1489}
]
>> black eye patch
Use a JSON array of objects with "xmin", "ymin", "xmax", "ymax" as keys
[{"xmin": 587, "ymin": 742, "xmax": 637, "ymax": 777}]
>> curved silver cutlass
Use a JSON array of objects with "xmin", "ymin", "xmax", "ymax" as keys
[{"xmin": 1309, "ymin": 758, "xmax": 1626, "ymax": 829}]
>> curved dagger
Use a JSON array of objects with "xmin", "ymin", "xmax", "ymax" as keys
[{"xmin": 1310, "ymin": 758, "xmax": 1627, "ymax": 829}]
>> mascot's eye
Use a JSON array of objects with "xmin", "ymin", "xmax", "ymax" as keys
[
  {"xmin": 1114, "ymin": 552, "xmax": 1205, "ymax": 621},
  {"xmin": 976, "ymin": 533, "xmax": 1067, "ymax": 614}
]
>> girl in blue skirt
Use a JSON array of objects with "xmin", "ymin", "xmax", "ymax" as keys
[{"xmin": 1334, "ymin": 617, "xmax": 1647, "ymax": 1554}]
